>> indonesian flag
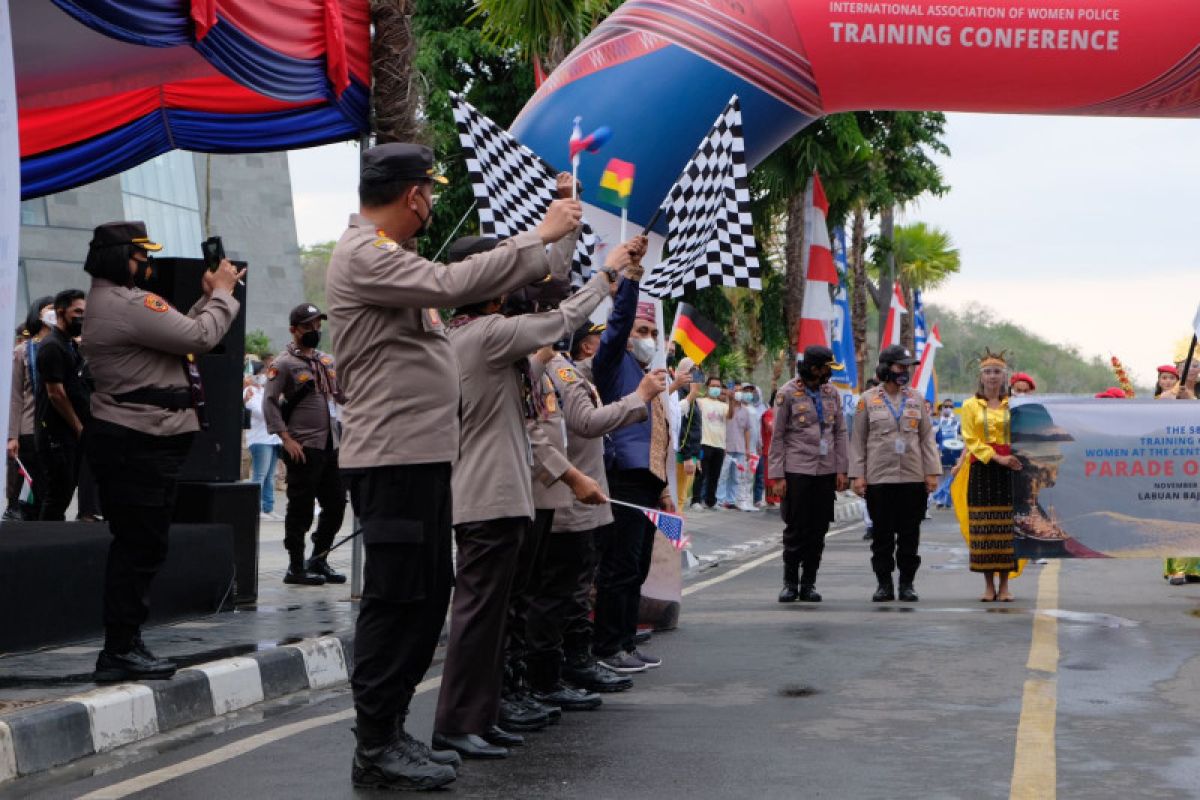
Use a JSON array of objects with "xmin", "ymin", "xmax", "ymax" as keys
[
  {"xmin": 913, "ymin": 323, "xmax": 942, "ymax": 401},
  {"xmin": 880, "ymin": 281, "xmax": 907, "ymax": 351},
  {"xmin": 795, "ymin": 172, "xmax": 838, "ymax": 350},
  {"xmin": 14, "ymin": 457, "xmax": 33, "ymax": 506}
]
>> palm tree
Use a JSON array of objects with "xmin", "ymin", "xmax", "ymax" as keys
[
  {"xmin": 371, "ymin": 0, "xmax": 423, "ymax": 143},
  {"xmin": 470, "ymin": 0, "xmax": 619, "ymax": 71},
  {"xmin": 892, "ymin": 222, "xmax": 960, "ymax": 291}
]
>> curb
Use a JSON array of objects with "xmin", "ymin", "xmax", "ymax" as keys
[{"xmin": 0, "ymin": 631, "xmax": 354, "ymax": 785}]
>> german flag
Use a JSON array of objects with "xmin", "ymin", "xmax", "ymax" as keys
[{"xmin": 670, "ymin": 302, "xmax": 722, "ymax": 364}]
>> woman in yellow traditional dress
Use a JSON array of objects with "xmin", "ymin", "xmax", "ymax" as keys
[{"xmin": 959, "ymin": 350, "xmax": 1024, "ymax": 601}]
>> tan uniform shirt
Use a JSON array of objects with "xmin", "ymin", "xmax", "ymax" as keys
[
  {"xmin": 262, "ymin": 348, "xmax": 342, "ymax": 449},
  {"xmin": 528, "ymin": 361, "xmax": 575, "ymax": 511},
  {"xmin": 83, "ymin": 279, "xmax": 238, "ymax": 435},
  {"xmin": 449, "ymin": 271, "xmax": 609, "ymax": 525},
  {"xmin": 327, "ymin": 214, "xmax": 553, "ymax": 469},
  {"xmin": 848, "ymin": 385, "xmax": 942, "ymax": 484},
  {"xmin": 767, "ymin": 380, "xmax": 848, "ymax": 479},
  {"xmin": 549, "ymin": 354, "xmax": 648, "ymax": 533},
  {"xmin": 8, "ymin": 341, "xmax": 34, "ymax": 439}
]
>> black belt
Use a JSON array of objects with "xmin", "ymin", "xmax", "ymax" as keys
[{"xmin": 111, "ymin": 387, "xmax": 193, "ymax": 411}]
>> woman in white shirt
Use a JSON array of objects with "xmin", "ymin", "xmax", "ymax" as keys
[{"xmin": 244, "ymin": 359, "xmax": 282, "ymax": 520}]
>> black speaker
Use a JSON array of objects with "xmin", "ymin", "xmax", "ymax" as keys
[
  {"xmin": 149, "ymin": 258, "xmax": 247, "ymax": 482},
  {"xmin": 173, "ymin": 481, "xmax": 260, "ymax": 604}
]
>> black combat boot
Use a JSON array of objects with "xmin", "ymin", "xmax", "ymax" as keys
[
  {"xmin": 798, "ymin": 585, "xmax": 822, "ymax": 602},
  {"xmin": 898, "ymin": 582, "xmax": 919, "ymax": 602},
  {"xmin": 306, "ymin": 556, "xmax": 346, "ymax": 584},
  {"xmin": 352, "ymin": 727, "xmax": 456, "ymax": 790},
  {"xmin": 872, "ymin": 580, "xmax": 895, "ymax": 602},
  {"xmin": 778, "ymin": 583, "xmax": 799, "ymax": 603},
  {"xmin": 283, "ymin": 556, "xmax": 325, "ymax": 586}
]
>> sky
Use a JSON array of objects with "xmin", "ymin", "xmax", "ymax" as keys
[{"xmin": 287, "ymin": 113, "xmax": 1200, "ymax": 385}]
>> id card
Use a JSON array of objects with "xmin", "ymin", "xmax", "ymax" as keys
[
  {"xmin": 819, "ymin": 439, "xmax": 829, "ymax": 456},
  {"xmin": 894, "ymin": 439, "xmax": 907, "ymax": 455}
]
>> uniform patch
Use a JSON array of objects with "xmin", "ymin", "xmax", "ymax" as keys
[
  {"xmin": 143, "ymin": 294, "xmax": 169, "ymax": 313},
  {"xmin": 267, "ymin": 367, "xmax": 278, "ymax": 380},
  {"xmin": 774, "ymin": 393, "xmax": 786, "ymax": 406},
  {"xmin": 557, "ymin": 367, "xmax": 579, "ymax": 384},
  {"xmin": 296, "ymin": 371, "xmax": 313, "ymax": 383},
  {"xmin": 320, "ymin": 356, "xmax": 332, "ymax": 366},
  {"xmin": 373, "ymin": 237, "xmax": 400, "ymax": 252}
]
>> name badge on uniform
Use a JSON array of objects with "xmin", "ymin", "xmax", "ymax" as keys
[
  {"xmin": 894, "ymin": 439, "xmax": 907, "ymax": 455},
  {"xmin": 421, "ymin": 308, "xmax": 443, "ymax": 333},
  {"xmin": 819, "ymin": 439, "xmax": 829, "ymax": 456}
]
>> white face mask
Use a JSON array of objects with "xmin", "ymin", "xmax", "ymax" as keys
[
  {"xmin": 40, "ymin": 309, "xmax": 56, "ymax": 328},
  {"xmin": 254, "ymin": 374, "xmax": 267, "ymax": 386},
  {"xmin": 630, "ymin": 336, "xmax": 657, "ymax": 365}
]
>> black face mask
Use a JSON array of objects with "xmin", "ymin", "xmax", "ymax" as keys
[
  {"xmin": 66, "ymin": 317, "xmax": 83, "ymax": 338},
  {"xmin": 412, "ymin": 193, "xmax": 432, "ymax": 237},
  {"xmin": 300, "ymin": 330, "xmax": 321, "ymax": 349},
  {"xmin": 132, "ymin": 256, "xmax": 155, "ymax": 290},
  {"xmin": 888, "ymin": 371, "xmax": 911, "ymax": 387}
]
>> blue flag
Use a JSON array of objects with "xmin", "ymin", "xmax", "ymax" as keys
[{"xmin": 830, "ymin": 227, "xmax": 858, "ymax": 391}]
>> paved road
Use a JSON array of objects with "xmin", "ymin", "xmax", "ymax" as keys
[{"xmin": 10, "ymin": 511, "xmax": 1200, "ymax": 799}]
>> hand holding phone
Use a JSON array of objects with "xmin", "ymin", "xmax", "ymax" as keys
[{"xmin": 202, "ymin": 236, "xmax": 225, "ymax": 272}]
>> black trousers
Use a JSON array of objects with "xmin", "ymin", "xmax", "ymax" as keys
[
  {"xmin": 345, "ymin": 463, "xmax": 454, "ymax": 745},
  {"xmin": 526, "ymin": 526, "xmax": 597, "ymax": 686},
  {"xmin": 595, "ymin": 469, "xmax": 663, "ymax": 658},
  {"xmin": 781, "ymin": 472, "xmax": 837, "ymax": 586},
  {"xmin": 5, "ymin": 433, "xmax": 40, "ymax": 519},
  {"xmin": 37, "ymin": 433, "xmax": 81, "ymax": 522},
  {"xmin": 691, "ymin": 445, "xmax": 725, "ymax": 507},
  {"xmin": 435, "ymin": 516, "xmax": 528, "ymax": 736},
  {"xmin": 505, "ymin": 508, "xmax": 554, "ymax": 689},
  {"xmin": 865, "ymin": 482, "xmax": 927, "ymax": 584},
  {"xmin": 85, "ymin": 419, "xmax": 193, "ymax": 653},
  {"xmin": 282, "ymin": 444, "xmax": 346, "ymax": 563},
  {"xmin": 76, "ymin": 456, "xmax": 103, "ymax": 519}
]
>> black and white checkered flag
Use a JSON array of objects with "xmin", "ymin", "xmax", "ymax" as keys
[
  {"xmin": 451, "ymin": 93, "xmax": 596, "ymax": 285},
  {"xmin": 640, "ymin": 96, "xmax": 761, "ymax": 299}
]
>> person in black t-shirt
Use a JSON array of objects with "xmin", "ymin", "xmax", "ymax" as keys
[{"xmin": 35, "ymin": 289, "xmax": 92, "ymax": 521}]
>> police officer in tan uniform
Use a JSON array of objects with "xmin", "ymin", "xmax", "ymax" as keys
[
  {"xmin": 849, "ymin": 344, "xmax": 942, "ymax": 603},
  {"xmin": 768, "ymin": 345, "xmax": 849, "ymax": 603},
  {"xmin": 432, "ymin": 235, "xmax": 619, "ymax": 759},
  {"xmin": 81, "ymin": 221, "xmax": 242, "ymax": 681},
  {"xmin": 263, "ymin": 303, "xmax": 347, "ymax": 586},
  {"xmin": 326, "ymin": 143, "xmax": 583, "ymax": 791}
]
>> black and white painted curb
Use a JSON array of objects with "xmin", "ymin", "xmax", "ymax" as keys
[
  {"xmin": 683, "ymin": 495, "xmax": 866, "ymax": 571},
  {"xmin": 0, "ymin": 632, "xmax": 353, "ymax": 784}
]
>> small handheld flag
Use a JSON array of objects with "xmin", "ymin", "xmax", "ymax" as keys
[
  {"xmin": 670, "ymin": 302, "xmax": 722, "ymax": 364},
  {"xmin": 14, "ymin": 457, "xmax": 33, "ymax": 506},
  {"xmin": 568, "ymin": 124, "xmax": 611, "ymax": 161},
  {"xmin": 610, "ymin": 499, "xmax": 689, "ymax": 550},
  {"xmin": 597, "ymin": 159, "xmax": 635, "ymax": 210}
]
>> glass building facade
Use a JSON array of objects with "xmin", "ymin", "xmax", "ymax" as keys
[{"xmin": 120, "ymin": 151, "xmax": 203, "ymax": 258}]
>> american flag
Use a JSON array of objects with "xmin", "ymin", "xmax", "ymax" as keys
[{"xmin": 642, "ymin": 508, "xmax": 689, "ymax": 551}]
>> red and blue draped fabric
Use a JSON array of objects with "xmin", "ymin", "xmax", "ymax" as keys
[{"xmin": 18, "ymin": 0, "xmax": 371, "ymax": 199}]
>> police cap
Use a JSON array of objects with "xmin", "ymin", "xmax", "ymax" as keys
[
  {"xmin": 798, "ymin": 345, "xmax": 837, "ymax": 368},
  {"xmin": 360, "ymin": 143, "xmax": 448, "ymax": 185},
  {"xmin": 570, "ymin": 322, "xmax": 605, "ymax": 354},
  {"xmin": 289, "ymin": 303, "xmax": 327, "ymax": 326},
  {"xmin": 446, "ymin": 235, "xmax": 500, "ymax": 263},
  {"xmin": 90, "ymin": 221, "xmax": 162, "ymax": 252},
  {"xmin": 878, "ymin": 344, "xmax": 919, "ymax": 366}
]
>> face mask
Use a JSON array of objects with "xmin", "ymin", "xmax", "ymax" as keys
[
  {"xmin": 889, "ymin": 371, "xmax": 911, "ymax": 387},
  {"xmin": 941, "ymin": 409, "xmax": 954, "ymax": 417},
  {"xmin": 40, "ymin": 309, "xmax": 56, "ymax": 328},
  {"xmin": 708, "ymin": 387, "xmax": 722, "ymax": 399},
  {"xmin": 66, "ymin": 317, "xmax": 83, "ymax": 338},
  {"xmin": 300, "ymin": 330, "xmax": 321, "ymax": 349},
  {"xmin": 132, "ymin": 257, "xmax": 155, "ymax": 290},
  {"xmin": 630, "ymin": 335, "xmax": 657, "ymax": 365},
  {"xmin": 255, "ymin": 374, "xmax": 267, "ymax": 387},
  {"xmin": 412, "ymin": 193, "xmax": 432, "ymax": 237}
]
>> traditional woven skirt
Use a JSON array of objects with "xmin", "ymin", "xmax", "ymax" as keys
[{"xmin": 967, "ymin": 455, "xmax": 1016, "ymax": 573}]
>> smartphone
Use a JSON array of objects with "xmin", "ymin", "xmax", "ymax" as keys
[{"xmin": 201, "ymin": 236, "xmax": 225, "ymax": 272}]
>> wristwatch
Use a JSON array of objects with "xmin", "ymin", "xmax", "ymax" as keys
[{"xmin": 600, "ymin": 266, "xmax": 619, "ymax": 284}]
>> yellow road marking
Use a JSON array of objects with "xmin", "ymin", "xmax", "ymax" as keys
[{"xmin": 1010, "ymin": 560, "xmax": 1061, "ymax": 800}]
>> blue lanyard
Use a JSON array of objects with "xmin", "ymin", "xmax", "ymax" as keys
[
  {"xmin": 804, "ymin": 387, "xmax": 825, "ymax": 433},
  {"xmin": 880, "ymin": 392, "xmax": 905, "ymax": 432}
]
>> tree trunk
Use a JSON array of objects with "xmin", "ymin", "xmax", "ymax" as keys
[
  {"xmin": 370, "ymin": 0, "xmax": 422, "ymax": 144},
  {"xmin": 876, "ymin": 204, "xmax": 896, "ymax": 334},
  {"xmin": 784, "ymin": 192, "xmax": 807, "ymax": 364},
  {"xmin": 849, "ymin": 205, "xmax": 869, "ymax": 390}
]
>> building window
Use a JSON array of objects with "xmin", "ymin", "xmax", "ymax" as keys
[
  {"xmin": 20, "ymin": 198, "xmax": 47, "ymax": 226},
  {"xmin": 120, "ymin": 151, "xmax": 203, "ymax": 258}
]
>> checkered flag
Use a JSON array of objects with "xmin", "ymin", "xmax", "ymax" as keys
[
  {"xmin": 451, "ymin": 93, "xmax": 596, "ymax": 285},
  {"xmin": 640, "ymin": 96, "xmax": 761, "ymax": 299}
]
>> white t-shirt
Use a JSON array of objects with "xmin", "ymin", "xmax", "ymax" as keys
[{"xmin": 244, "ymin": 385, "xmax": 281, "ymax": 447}]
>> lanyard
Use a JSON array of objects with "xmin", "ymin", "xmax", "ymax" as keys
[
  {"xmin": 804, "ymin": 387, "xmax": 825, "ymax": 434},
  {"xmin": 880, "ymin": 391, "xmax": 905, "ymax": 433}
]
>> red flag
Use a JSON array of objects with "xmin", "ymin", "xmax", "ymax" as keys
[
  {"xmin": 880, "ymin": 281, "xmax": 907, "ymax": 351},
  {"xmin": 533, "ymin": 56, "xmax": 548, "ymax": 88},
  {"xmin": 796, "ymin": 172, "xmax": 837, "ymax": 351}
]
